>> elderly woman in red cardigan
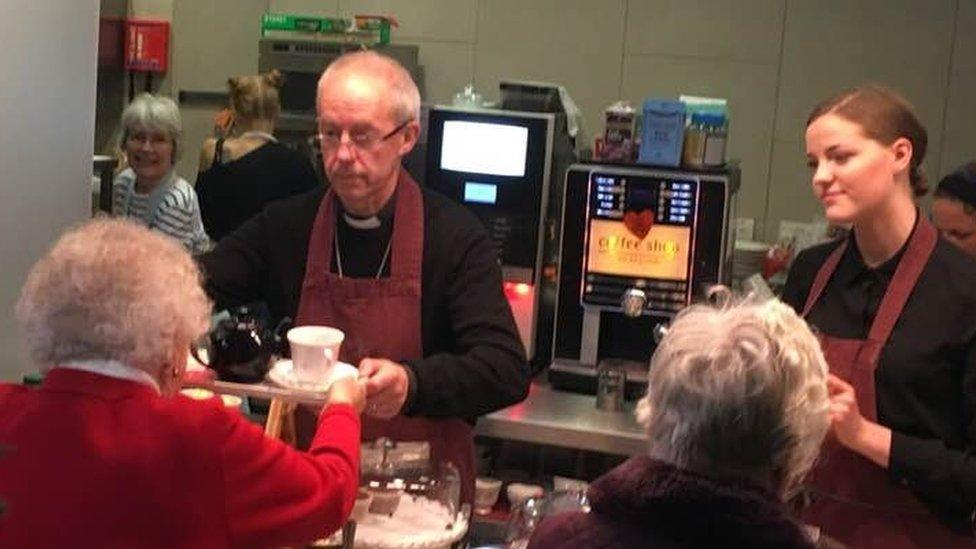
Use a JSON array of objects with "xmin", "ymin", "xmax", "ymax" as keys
[
  {"xmin": 528, "ymin": 295, "xmax": 832, "ymax": 549},
  {"xmin": 0, "ymin": 219, "xmax": 364, "ymax": 548}
]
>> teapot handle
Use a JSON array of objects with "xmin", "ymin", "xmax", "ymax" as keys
[
  {"xmin": 189, "ymin": 344, "xmax": 210, "ymax": 368},
  {"xmin": 273, "ymin": 316, "xmax": 294, "ymax": 357}
]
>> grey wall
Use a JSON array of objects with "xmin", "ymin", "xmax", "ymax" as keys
[
  {"xmin": 147, "ymin": 0, "xmax": 976, "ymax": 240},
  {"xmin": 0, "ymin": 0, "xmax": 98, "ymax": 380}
]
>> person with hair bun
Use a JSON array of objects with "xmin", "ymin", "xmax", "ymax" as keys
[
  {"xmin": 783, "ymin": 85, "xmax": 976, "ymax": 546},
  {"xmin": 932, "ymin": 162, "xmax": 976, "ymax": 258},
  {"xmin": 196, "ymin": 69, "xmax": 319, "ymax": 242}
]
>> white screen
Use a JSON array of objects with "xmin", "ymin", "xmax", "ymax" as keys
[{"xmin": 440, "ymin": 120, "xmax": 528, "ymax": 177}]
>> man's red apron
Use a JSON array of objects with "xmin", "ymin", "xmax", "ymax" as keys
[
  {"xmin": 295, "ymin": 170, "xmax": 475, "ymax": 504},
  {"xmin": 799, "ymin": 215, "xmax": 973, "ymax": 547}
]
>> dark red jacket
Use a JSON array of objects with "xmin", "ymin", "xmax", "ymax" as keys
[
  {"xmin": 528, "ymin": 455, "xmax": 815, "ymax": 549},
  {"xmin": 0, "ymin": 368, "xmax": 360, "ymax": 548}
]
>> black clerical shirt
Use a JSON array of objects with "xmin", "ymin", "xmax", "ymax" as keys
[{"xmin": 782, "ymin": 228, "xmax": 976, "ymax": 528}]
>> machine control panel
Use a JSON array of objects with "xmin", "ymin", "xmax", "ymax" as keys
[{"xmin": 581, "ymin": 171, "xmax": 699, "ymax": 315}]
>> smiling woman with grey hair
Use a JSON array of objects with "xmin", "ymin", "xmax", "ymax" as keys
[
  {"xmin": 0, "ymin": 218, "xmax": 366, "ymax": 547},
  {"xmin": 529, "ymin": 296, "xmax": 831, "ymax": 549},
  {"xmin": 113, "ymin": 92, "xmax": 209, "ymax": 252}
]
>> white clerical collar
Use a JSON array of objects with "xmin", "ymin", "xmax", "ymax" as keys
[
  {"xmin": 342, "ymin": 212, "xmax": 382, "ymax": 230},
  {"xmin": 58, "ymin": 359, "xmax": 161, "ymax": 394}
]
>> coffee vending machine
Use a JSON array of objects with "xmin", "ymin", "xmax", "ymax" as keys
[{"xmin": 548, "ymin": 162, "xmax": 739, "ymax": 397}]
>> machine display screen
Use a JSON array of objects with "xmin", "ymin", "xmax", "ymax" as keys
[
  {"xmin": 440, "ymin": 120, "xmax": 529, "ymax": 177},
  {"xmin": 463, "ymin": 181, "xmax": 498, "ymax": 204},
  {"xmin": 582, "ymin": 171, "xmax": 698, "ymax": 313}
]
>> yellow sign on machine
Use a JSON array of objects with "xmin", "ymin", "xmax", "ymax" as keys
[{"xmin": 586, "ymin": 219, "xmax": 691, "ymax": 281}]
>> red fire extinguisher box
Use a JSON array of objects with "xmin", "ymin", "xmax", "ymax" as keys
[{"xmin": 124, "ymin": 19, "xmax": 169, "ymax": 73}]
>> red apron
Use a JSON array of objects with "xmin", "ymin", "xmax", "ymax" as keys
[
  {"xmin": 800, "ymin": 215, "xmax": 973, "ymax": 547},
  {"xmin": 295, "ymin": 170, "xmax": 476, "ymax": 504}
]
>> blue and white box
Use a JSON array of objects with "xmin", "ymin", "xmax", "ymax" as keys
[{"xmin": 639, "ymin": 99, "xmax": 685, "ymax": 167}]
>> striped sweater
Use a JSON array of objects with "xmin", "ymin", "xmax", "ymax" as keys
[{"xmin": 112, "ymin": 168, "xmax": 210, "ymax": 253}]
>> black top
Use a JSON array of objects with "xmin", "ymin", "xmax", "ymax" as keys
[
  {"xmin": 195, "ymin": 141, "xmax": 319, "ymax": 242},
  {"xmin": 782, "ymin": 230, "xmax": 976, "ymax": 526},
  {"xmin": 197, "ymin": 184, "xmax": 530, "ymax": 421}
]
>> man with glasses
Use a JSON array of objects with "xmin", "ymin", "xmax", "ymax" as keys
[{"xmin": 200, "ymin": 51, "xmax": 529, "ymax": 504}]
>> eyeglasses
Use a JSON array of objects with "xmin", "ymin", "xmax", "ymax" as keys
[
  {"xmin": 126, "ymin": 131, "xmax": 172, "ymax": 149},
  {"xmin": 317, "ymin": 119, "xmax": 412, "ymax": 152}
]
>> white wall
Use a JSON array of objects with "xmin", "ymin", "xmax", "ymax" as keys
[{"xmin": 0, "ymin": 0, "xmax": 98, "ymax": 380}]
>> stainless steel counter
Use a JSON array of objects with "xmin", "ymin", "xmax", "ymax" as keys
[
  {"xmin": 475, "ymin": 382, "xmax": 648, "ymax": 456},
  {"xmin": 187, "ymin": 370, "xmax": 649, "ymax": 456}
]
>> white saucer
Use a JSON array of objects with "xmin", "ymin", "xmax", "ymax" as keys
[{"xmin": 267, "ymin": 359, "xmax": 359, "ymax": 392}]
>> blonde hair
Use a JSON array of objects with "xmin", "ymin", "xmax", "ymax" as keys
[
  {"xmin": 636, "ymin": 294, "xmax": 830, "ymax": 498},
  {"xmin": 16, "ymin": 219, "xmax": 211, "ymax": 375},
  {"xmin": 317, "ymin": 50, "xmax": 421, "ymax": 123},
  {"xmin": 228, "ymin": 69, "xmax": 284, "ymax": 123}
]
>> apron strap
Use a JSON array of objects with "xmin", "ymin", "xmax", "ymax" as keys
[
  {"xmin": 302, "ymin": 190, "xmax": 338, "ymax": 287},
  {"xmin": 866, "ymin": 213, "xmax": 937, "ymax": 344},
  {"xmin": 802, "ymin": 240, "xmax": 848, "ymax": 318},
  {"xmin": 389, "ymin": 170, "xmax": 424, "ymax": 280}
]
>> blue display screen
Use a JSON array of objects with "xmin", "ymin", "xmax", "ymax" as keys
[{"xmin": 463, "ymin": 182, "xmax": 498, "ymax": 204}]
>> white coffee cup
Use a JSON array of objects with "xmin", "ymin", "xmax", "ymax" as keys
[
  {"xmin": 507, "ymin": 483, "xmax": 544, "ymax": 510},
  {"xmin": 287, "ymin": 326, "xmax": 344, "ymax": 384},
  {"xmin": 474, "ymin": 477, "xmax": 503, "ymax": 515}
]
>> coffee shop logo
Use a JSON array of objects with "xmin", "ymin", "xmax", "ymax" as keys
[{"xmin": 597, "ymin": 232, "xmax": 681, "ymax": 260}]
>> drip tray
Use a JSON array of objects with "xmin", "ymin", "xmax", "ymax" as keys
[{"xmin": 547, "ymin": 358, "xmax": 648, "ymax": 401}]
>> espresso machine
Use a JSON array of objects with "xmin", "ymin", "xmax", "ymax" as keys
[{"xmin": 548, "ymin": 162, "xmax": 739, "ymax": 397}]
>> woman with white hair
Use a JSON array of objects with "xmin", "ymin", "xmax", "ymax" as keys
[
  {"xmin": 528, "ymin": 296, "xmax": 831, "ymax": 549},
  {"xmin": 113, "ymin": 93, "xmax": 210, "ymax": 252},
  {"xmin": 0, "ymin": 219, "xmax": 364, "ymax": 548}
]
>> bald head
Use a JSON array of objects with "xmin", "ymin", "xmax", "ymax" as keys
[
  {"xmin": 314, "ymin": 50, "xmax": 422, "ymax": 217},
  {"xmin": 317, "ymin": 51, "xmax": 420, "ymax": 124}
]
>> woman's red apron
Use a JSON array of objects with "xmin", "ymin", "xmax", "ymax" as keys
[
  {"xmin": 295, "ymin": 170, "xmax": 475, "ymax": 504},
  {"xmin": 799, "ymin": 215, "xmax": 972, "ymax": 547}
]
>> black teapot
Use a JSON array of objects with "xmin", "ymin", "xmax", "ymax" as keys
[{"xmin": 191, "ymin": 307, "xmax": 291, "ymax": 383}]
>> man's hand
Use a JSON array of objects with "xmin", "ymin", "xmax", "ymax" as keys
[{"xmin": 358, "ymin": 358, "xmax": 410, "ymax": 419}]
